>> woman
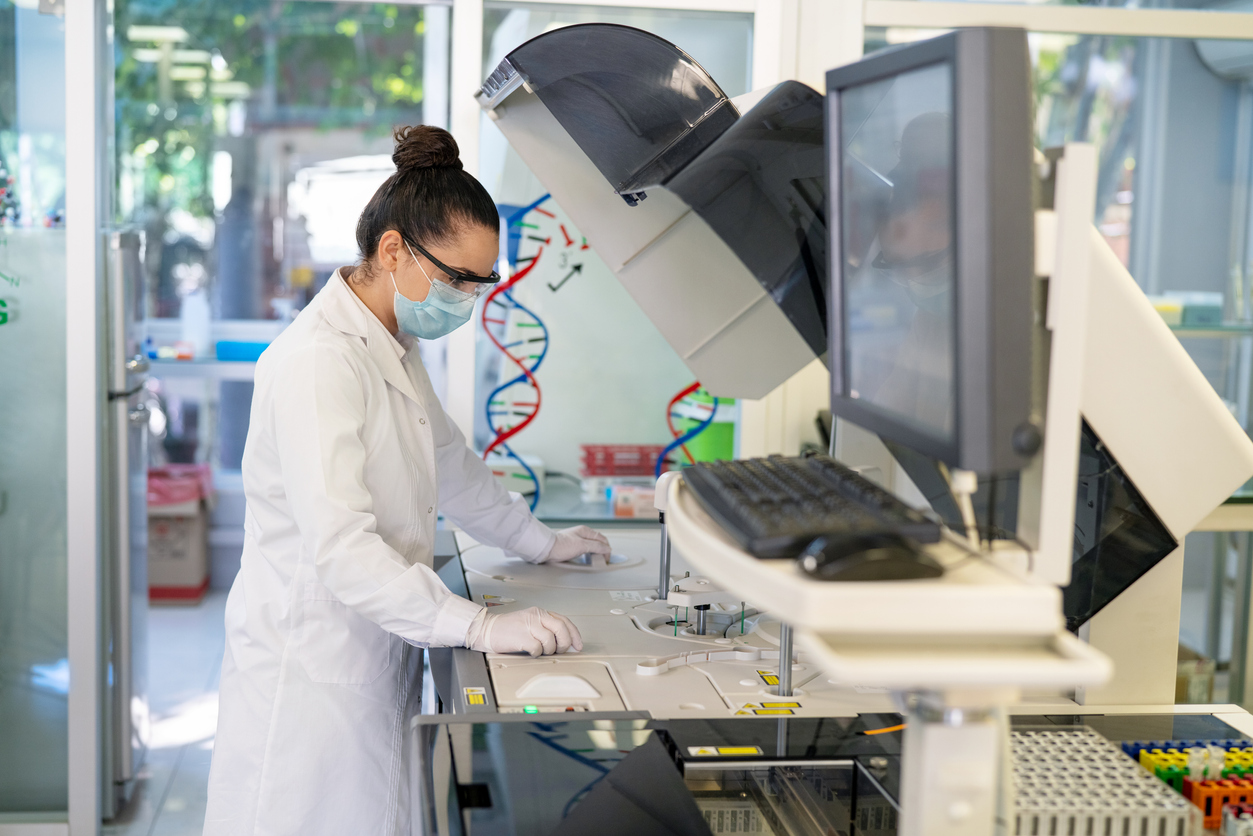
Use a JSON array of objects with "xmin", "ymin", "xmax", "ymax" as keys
[{"xmin": 204, "ymin": 125, "xmax": 611, "ymax": 836}]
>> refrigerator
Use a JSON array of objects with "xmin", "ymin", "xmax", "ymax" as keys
[{"xmin": 103, "ymin": 229, "xmax": 150, "ymax": 817}]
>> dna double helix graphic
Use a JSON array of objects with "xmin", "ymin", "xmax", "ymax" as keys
[
  {"xmin": 480, "ymin": 195, "xmax": 559, "ymax": 509},
  {"xmin": 656, "ymin": 382, "xmax": 720, "ymax": 478}
]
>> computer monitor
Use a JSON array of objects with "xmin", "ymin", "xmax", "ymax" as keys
[{"xmin": 826, "ymin": 28, "xmax": 1036, "ymax": 474}]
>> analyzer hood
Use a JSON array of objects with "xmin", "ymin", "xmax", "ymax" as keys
[{"xmin": 477, "ymin": 23, "xmax": 827, "ymax": 399}]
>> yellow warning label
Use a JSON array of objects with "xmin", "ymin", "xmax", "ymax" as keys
[
  {"xmin": 761, "ymin": 702, "xmax": 800, "ymax": 709},
  {"xmin": 735, "ymin": 710, "xmax": 751, "ymax": 715},
  {"xmin": 687, "ymin": 746, "xmax": 764, "ymax": 756},
  {"xmin": 757, "ymin": 670, "xmax": 779, "ymax": 686},
  {"xmin": 753, "ymin": 708, "xmax": 795, "ymax": 716},
  {"xmin": 463, "ymin": 687, "xmax": 487, "ymax": 706},
  {"xmin": 742, "ymin": 703, "xmax": 757, "ymax": 709}
]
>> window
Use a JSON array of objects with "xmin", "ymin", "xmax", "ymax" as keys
[{"xmin": 116, "ymin": 1, "xmax": 451, "ymax": 470}]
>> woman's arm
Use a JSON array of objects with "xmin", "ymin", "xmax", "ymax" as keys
[{"xmin": 426, "ymin": 402, "xmax": 556, "ymax": 561}]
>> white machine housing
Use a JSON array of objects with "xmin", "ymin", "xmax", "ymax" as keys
[{"xmin": 477, "ymin": 25, "xmax": 826, "ymax": 399}]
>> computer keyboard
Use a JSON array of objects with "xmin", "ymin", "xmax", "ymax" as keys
[{"xmin": 682, "ymin": 455, "xmax": 941, "ymax": 559}]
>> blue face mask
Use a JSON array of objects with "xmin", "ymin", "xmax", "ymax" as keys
[{"xmin": 391, "ymin": 243, "xmax": 478, "ymax": 340}]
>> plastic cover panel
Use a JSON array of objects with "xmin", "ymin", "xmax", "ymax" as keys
[
  {"xmin": 667, "ymin": 81, "xmax": 828, "ymax": 357},
  {"xmin": 504, "ymin": 23, "xmax": 738, "ymax": 194},
  {"xmin": 1063, "ymin": 421, "xmax": 1177, "ymax": 631}
]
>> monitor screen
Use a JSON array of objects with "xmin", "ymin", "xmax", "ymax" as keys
[{"xmin": 839, "ymin": 61, "xmax": 956, "ymax": 447}]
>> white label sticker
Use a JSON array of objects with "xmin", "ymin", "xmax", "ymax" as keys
[
  {"xmin": 852, "ymin": 685, "xmax": 889, "ymax": 694},
  {"xmin": 610, "ymin": 590, "xmax": 644, "ymax": 602}
]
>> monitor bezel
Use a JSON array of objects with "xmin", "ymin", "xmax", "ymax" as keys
[{"xmin": 826, "ymin": 34, "xmax": 964, "ymax": 466}]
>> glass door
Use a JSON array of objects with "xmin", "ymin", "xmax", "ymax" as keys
[{"xmin": 0, "ymin": 0, "xmax": 70, "ymax": 817}]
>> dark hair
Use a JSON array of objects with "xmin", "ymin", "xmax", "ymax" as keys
[{"xmin": 354, "ymin": 125, "xmax": 498, "ymax": 279}]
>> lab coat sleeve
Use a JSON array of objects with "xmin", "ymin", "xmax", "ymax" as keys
[
  {"xmin": 430, "ymin": 405, "xmax": 556, "ymax": 563},
  {"xmin": 270, "ymin": 343, "xmax": 483, "ymax": 648}
]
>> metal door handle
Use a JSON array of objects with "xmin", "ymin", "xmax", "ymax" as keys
[
  {"xmin": 128, "ymin": 403, "xmax": 149, "ymax": 426},
  {"xmin": 126, "ymin": 355, "xmax": 149, "ymax": 374}
]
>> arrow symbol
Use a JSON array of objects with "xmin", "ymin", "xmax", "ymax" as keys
[
  {"xmin": 559, "ymin": 224, "xmax": 574, "ymax": 247},
  {"xmin": 547, "ymin": 263, "xmax": 583, "ymax": 292}
]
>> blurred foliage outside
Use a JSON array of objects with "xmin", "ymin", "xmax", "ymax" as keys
[{"xmin": 116, "ymin": 1, "xmax": 432, "ymax": 227}]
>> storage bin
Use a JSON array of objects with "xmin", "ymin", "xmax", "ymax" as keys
[{"xmin": 148, "ymin": 464, "xmax": 213, "ymax": 604}]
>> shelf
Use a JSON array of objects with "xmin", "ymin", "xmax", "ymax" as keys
[
  {"xmin": 530, "ymin": 478, "xmax": 656, "ymax": 527},
  {"xmin": 148, "ymin": 358, "xmax": 257, "ymax": 381}
]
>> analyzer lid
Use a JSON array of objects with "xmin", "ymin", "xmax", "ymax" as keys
[{"xmin": 479, "ymin": 23, "xmax": 738, "ymax": 197}]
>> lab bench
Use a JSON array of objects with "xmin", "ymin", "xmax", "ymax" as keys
[{"xmin": 419, "ymin": 526, "xmax": 1253, "ymax": 836}]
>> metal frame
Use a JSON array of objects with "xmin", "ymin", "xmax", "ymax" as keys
[
  {"xmin": 864, "ymin": 0, "xmax": 1253, "ymax": 40},
  {"xmin": 485, "ymin": 0, "xmax": 755, "ymax": 8},
  {"xmin": 66, "ymin": 0, "xmax": 108, "ymax": 833}
]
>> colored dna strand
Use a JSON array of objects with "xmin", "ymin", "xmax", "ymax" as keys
[
  {"xmin": 481, "ymin": 195, "xmax": 555, "ymax": 509},
  {"xmin": 655, "ymin": 382, "xmax": 720, "ymax": 478}
]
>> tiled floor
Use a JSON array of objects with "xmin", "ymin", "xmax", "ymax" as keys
[{"xmin": 105, "ymin": 591, "xmax": 228, "ymax": 836}]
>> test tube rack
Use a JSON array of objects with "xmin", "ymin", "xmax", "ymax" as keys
[
  {"xmin": 1013, "ymin": 730, "xmax": 1200, "ymax": 836},
  {"xmin": 1223, "ymin": 803, "xmax": 1253, "ymax": 835},
  {"xmin": 1123, "ymin": 740, "xmax": 1253, "ymax": 762},
  {"xmin": 1116, "ymin": 738, "xmax": 1253, "ymax": 828},
  {"xmin": 1183, "ymin": 778, "xmax": 1253, "ymax": 830},
  {"xmin": 1136, "ymin": 744, "xmax": 1253, "ymax": 790}
]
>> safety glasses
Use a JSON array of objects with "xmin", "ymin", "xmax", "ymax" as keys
[{"xmin": 407, "ymin": 238, "xmax": 501, "ymax": 298}]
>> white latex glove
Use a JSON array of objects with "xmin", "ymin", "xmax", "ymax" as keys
[
  {"xmin": 464, "ymin": 606, "xmax": 583, "ymax": 657},
  {"xmin": 540, "ymin": 525, "xmax": 612, "ymax": 563}
]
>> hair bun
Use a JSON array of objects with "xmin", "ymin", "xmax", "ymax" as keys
[{"xmin": 392, "ymin": 125, "xmax": 463, "ymax": 173}]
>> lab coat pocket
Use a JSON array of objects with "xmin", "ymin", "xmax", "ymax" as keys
[{"xmin": 295, "ymin": 583, "xmax": 393, "ymax": 685}]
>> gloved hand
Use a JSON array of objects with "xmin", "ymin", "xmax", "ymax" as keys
[
  {"xmin": 465, "ymin": 606, "xmax": 583, "ymax": 657},
  {"xmin": 540, "ymin": 525, "xmax": 612, "ymax": 563}
]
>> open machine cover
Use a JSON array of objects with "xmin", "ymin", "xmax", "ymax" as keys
[{"xmin": 478, "ymin": 24, "xmax": 828, "ymax": 398}]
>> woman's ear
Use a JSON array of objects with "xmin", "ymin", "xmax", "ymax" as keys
[{"xmin": 377, "ymin": 230, "xmax": 404, "ymax": 273}]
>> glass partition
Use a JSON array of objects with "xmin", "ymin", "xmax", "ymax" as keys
[
  {"xmin": 476, "ymin": 6, "xmax": 752, "ymax": 520},
  {"xmin": 863, "ymin": 32, "xmax": 1253, "ymax": 348},
  {"xmin": 115, "ymin": 1, "xmax": 451, "ymax": 477},
  {"xmin": 0, "ymin": 0, "xmax": 69, "ymax": 814}
]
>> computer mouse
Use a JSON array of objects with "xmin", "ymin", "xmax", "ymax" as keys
[{"xmin": 798, "ymin": 533, "xmax": 944, "ymax": 582}]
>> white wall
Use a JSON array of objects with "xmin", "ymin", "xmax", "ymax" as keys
[{"xmin": 486, "ymin": 202, "xmax": 698, "ymax": 477}]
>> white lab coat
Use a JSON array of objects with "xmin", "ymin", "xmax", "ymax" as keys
[{"xmin": 203, "ymin": 270, "xmax": 555, "ymax": 836}]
